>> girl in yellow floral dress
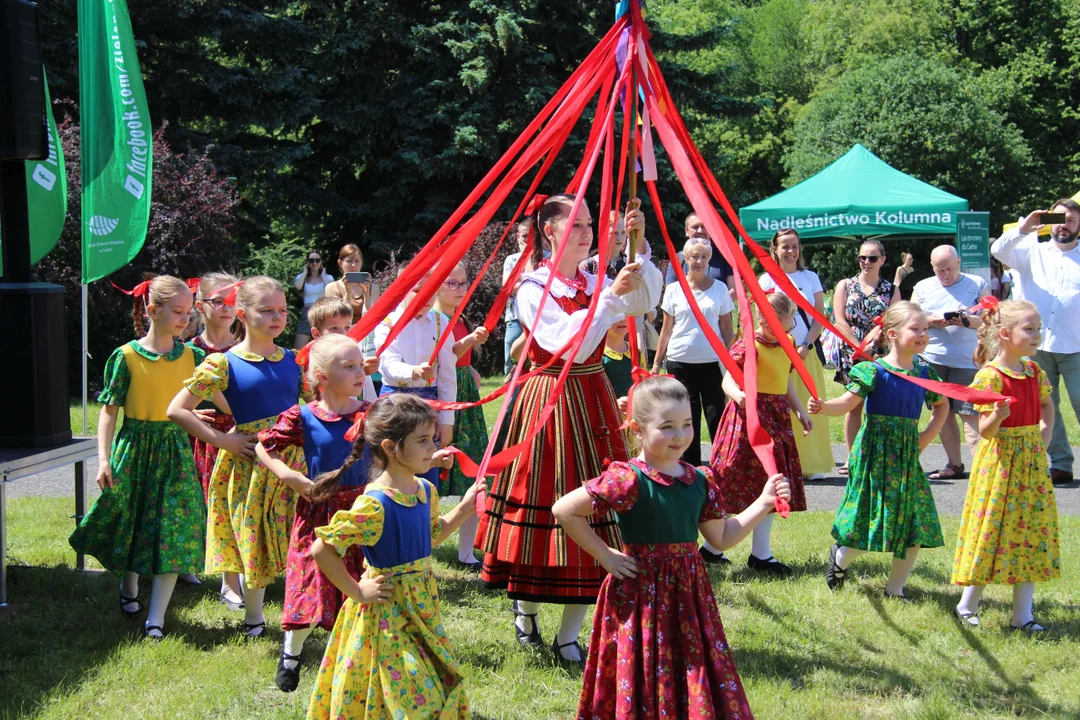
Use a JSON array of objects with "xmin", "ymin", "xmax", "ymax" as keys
[
  {"xmin": 168, "ymin": 276, "xmax": 305, "ymax": 637},
  {"xmin": 953, "ymin": 300, "xmax": 1058, "ymax": 633},
  {"xmin": 308, "ymin": 393, "xmax": 476, "ymax": 720}
]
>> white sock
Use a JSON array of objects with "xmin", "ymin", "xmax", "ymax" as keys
[
  {"xmin": 556, "ymin": 604, "xmax": 589, "ymax": 661},
  {"xmin": 244, "ymin": 586, "xmax": 267, "ymax": 627},
  {"xmin": 120, "ymin": 571, "xmax": 139, "ymax": 600},
  {"xmin": 1011, "ymin": 582, "xmax": 1037, "ymax": 627},
  {"xmin": 145, "ymin": 574, "xmax": 178, "ymax": 635},
  {"xmin": 514, "ymin": 600, "xmax": 540, "ymax": 635},
  {"xmin": 221, "ymin": 572, "xmax": 243, "ymax": 603},
  {"xmin": 457, "ymin": 514, "xmax": 479, "ymax": 563},
  {"xmin": 750, "ymin": 515, "xmax": 774, "ymax": 560},
  {"xmin": 957, "ymin": 585, "xmax": 985, "ymax": 616},
  {"xmin": 835, "ymin": 546, "xmax": 864, "ymax": 570},
  {"xmin": 885, "ymin": 547, "xmax": 920, "ymax": 597},
  {"xmin": 701, "ymin": 540, "xmax": 724, "ymax": 557},
  {"xmin": 282, "ymin": 624, "xmax": 315, "ymax": 669}
]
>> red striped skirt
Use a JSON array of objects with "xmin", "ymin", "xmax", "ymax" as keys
[{"xmin": 477, "ymin": 361, "xmax": 626, "ymax": 604}]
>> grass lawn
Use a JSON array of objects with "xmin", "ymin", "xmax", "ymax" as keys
[
  {"xmin": 477, "ymin": 375, "xmax": 1080, "ymax": 448},
  {"xmin": 3, "ymin": 499, "xmax": 1079, "ymax": 719}
]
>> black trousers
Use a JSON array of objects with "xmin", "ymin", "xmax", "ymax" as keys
[{"xmin": 666, "ymin": 359, "xmax": 726, "ymax": 466}]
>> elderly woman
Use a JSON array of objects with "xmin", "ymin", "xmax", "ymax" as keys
[
  {"xmin": 832, "ymin": 239, "xmax": 900, "ymax": 474},
  {"xmin": 652, "ymin": 236, "xmax": 734, "ymax": 466},
  {"xmin": 758, "ymin": 228, "xmax": 832, "ymax": 480}
]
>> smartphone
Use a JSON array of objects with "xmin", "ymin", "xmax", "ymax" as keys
[
  {"xmin": 345, "ymin": 271, "xmax": 371, "ymax": 284},
  {"xmin": 1040, "ymin": 212, "xmax": 1066, "ymax": 225},
  {"xmin": 943, "ymin": 311, "xmax": 961, "ymax": 321}
]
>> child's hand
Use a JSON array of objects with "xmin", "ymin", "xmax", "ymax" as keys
[
  {"xmin": 293, "ymin": 473, "xmax": 316, "ymax": 498},
  {"xmin": 471, "ymin": 327, "xmax": 490, "ymax": 346},
  {"xmin": 760, "ymin": 474, "xmax": 791, "ymax": 507},
  {"xmin": 193, "ymin": 408, "xmax": 217, "ymax": 424},
  {"xmin": 992, "ymin": 400, "xmax": 1011, "ymax": 422},
  {"xmin": 796, "ymin": 410, "xmax": 813, "ymax": 435},
  {"xmin": 363, "ymin": 356, "xmax": 380, "ymax": 375},
  {"xmin": 617, "ymin": 396, "xmax": 629, "ymax": 415},
  {"xmin": 610, "ymin": 263, "xmax": 644, "ymax": 297},
  {"xmin": 95, "ymin": 464, "xmax": 115, "ymax": 490},
  {"xmin": 413, "ymin": 362, "xmax": 436, "ymax": 382},
  {"xmin": 432, "ymin": 448, "xmax": 455, "ymax": 469},
  {"xmin": 357, "ymin": 574, "xmax": 393, "ymax": 604},
  {"xmin": 600, "ymin": 548, "xmax": 639, "ymax": 580},
  {"xmin": 223, "ymin": 433, "xmax": 257, "ymax": 459},
  {"xmin": 624, "ymin": 199, "xmax": 646, "ymax": 241},
  {"xmin": 462, "ymin": 480, "xmax": 482, "ymax": 512},
  {"xmin": 731, "ymin": 388, "xmax": 746, "ymax": 408},
  {"xmin": 807, "ymin": 397, "xmax": 822, "ymax": 415}
]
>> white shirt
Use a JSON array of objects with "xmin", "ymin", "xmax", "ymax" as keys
[
  {"xmin": 758, "ymin": 269, "xmax": 823, "ymax": 346},
  {"xmin": 660, "ymin": 279, "xmax": 733, "ymax": 363},
  {"xmin": 295, "ymin": 271, "xmax": 334, "ymax": 306},
  {"xmin": 912, "ymin": 273, "xmax": 987, "ymax": 369},
  {"xmin": 992, "ymin": 224, "xmax": 1080, "ymax": 353},
  {"xmin": 516, "ymin": 258, "xmax": 662, "ymax": 364},
  {"xmin": 374, "ymin": 308, "xmax": 457, "ymax": 425},
  {"xmin": 503, "ymin": 252, "xmax": 523, "ymax": 322}
]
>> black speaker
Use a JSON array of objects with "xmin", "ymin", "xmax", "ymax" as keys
[
  {"xmin": 0, "ymin": 0, "xmax": 46, "ymax": 160},
  {"xmin": 0, "ymin": 283, "xmax": 71, "ymax": 447}
]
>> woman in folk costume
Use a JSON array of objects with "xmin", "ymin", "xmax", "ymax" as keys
[{"xmin": 477, "ymin": 193, "xmax": 662, "ymax": 664}]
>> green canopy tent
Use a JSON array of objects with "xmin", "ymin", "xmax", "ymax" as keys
[{"xmin": 739, "ymin": 144, "xmax": 969, "ymax": 244}]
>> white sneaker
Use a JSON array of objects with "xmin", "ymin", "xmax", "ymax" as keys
[{"xmin": 809, "ymin": 473, "xmax": 825, "ymax": 481}]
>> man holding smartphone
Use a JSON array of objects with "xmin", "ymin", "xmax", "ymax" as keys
[
  {"xmin": 913, "ymin": 245, "xmax": 989, "ymax": 480},
  {"xmin": 992, "ymin": 198, "xmax": 1080, "ymax": 484}
]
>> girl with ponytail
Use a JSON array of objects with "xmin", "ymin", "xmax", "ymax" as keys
[
  {"xmin": 953, "ymin": 300, "xmax": 1059, "ymax": 633},
  {"xmin": 253, "ymin": 333, "xmax": 373, "ymax": 692},
  {"xmin": 70, "ymin": 276, "xmax": 206, "ymax": 640}
]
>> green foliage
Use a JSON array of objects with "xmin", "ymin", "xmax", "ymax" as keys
[{"xmin": 240, "ymin": 234, "xmax": 311, "ymax": 346}]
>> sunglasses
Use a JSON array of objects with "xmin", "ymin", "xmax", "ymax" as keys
[
  {"xmin": 308, "ymin": 257, "xmax": 322, "ymax": 263},
  {"xmin": 858, "ymin": 255, "xmax": 881, "ymax": 263},
  {"xmin": 443, "ymin": 279, "xmax": 468, "ymax": 291}
]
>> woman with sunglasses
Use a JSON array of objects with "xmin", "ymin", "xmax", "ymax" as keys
[
  {"xmin": 293, "ymin": 250, "xmax": 334, "ymax": 348},
  {"xmin": 832, "ymin": 240, "xmax": 900, "ymax": 474}
]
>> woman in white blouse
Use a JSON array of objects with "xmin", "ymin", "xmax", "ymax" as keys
[
  {"xmin": 651, "ymin": 237, "xmax": 734, "ymax": 465},
  {"xmin": 758, "ymin": 228, "xmax": 832, "ymax": 479},
  {"xmin": 476, "ymin": 194, "xmax": 661, "ymax": 665},
  {"xmin": 293, "ymin": 249, "xmax": 334, "ymax": 348}
]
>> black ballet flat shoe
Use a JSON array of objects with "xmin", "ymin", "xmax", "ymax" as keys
[
  {"xmin": 511, "ymin": 602, "xmax": 543, "ymax": 649},
  {"xmin": 120, "ymin": 593, "xmax": 142, "ymax": 617},
  {"xmin": 825, "ymin": 543, "xmax": 846, "ymax": 591},
  {"xmin": 699, "ymin": 546, "xmax": 731, "ymax": 565},
  {"xmin": 144, "ymin": 625, "xmax": 164, "ymax": 641},
  {"xmin": 1011, "ymin": 620, "xmax": 1047, "ymax": 634},
  {"xmin": 883, "ymin": 590, "xmax": 910, "ymax": 603},
  {"xmin": 244, "ymin": 621, "xmax": 267, "ymax": 639},
  {"xmin": 219, "ymin": 591, "xmax": 245, "ymax": 612},
  {"xmin": 456, "ymin": 558, "xmax": 483, "ymax": 573},
  {"xmin": 276, "ymin": 650, "xmax": 302, "ymax": 692},
  {"xmin": 747, "ymin": 554, "xmax": 792, "ymax": 576},
  {"xmin": 551, "ymin": 638, "xmax": 586, "ymax": 667}
]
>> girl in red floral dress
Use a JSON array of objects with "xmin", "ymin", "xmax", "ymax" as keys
[
  {"xmin": 709, "ymin": 292, "xmax": 811, "ymax": 574},
  {"xmin": 554, "ymin": 375, "xmax": 790, "ymax": 719}
]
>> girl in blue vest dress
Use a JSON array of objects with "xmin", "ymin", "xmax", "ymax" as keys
[{"xmin": 168, "ymin": 276, "xmax": 306, "ymax": 638}]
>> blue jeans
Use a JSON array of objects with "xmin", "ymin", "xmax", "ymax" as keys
[
  {"xmin": 1034, "ymin": 349, "xmax": 1080, "ymax": 472},
  {"xmin": 504, "ymin": 319, "xmax": 523, "ymax": 375}
]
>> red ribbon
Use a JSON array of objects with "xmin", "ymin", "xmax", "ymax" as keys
[
  {"xmin": 618, "ymin": 367, "xmax": 671, "ymax": 430},
  {"xmin": 343, "ymin": 411, "xmax": 367, "ymax": 443},
  {"xmin": 186, "ymin": 277, "xmax": 202, "ymax": 293},
  {"xmin": 111, "ymin": 279, "xmax": 153, "ymax": 297},
  {"xmin": 295, "ymin": 340, "xmax": 315, "ymax": 368}
]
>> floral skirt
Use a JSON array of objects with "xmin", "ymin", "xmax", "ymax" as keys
[
  {"xmin": 446, "ymin": 366, "xmax": 488, "ymax": 496},
  {"xmin": 190, "ymin": 410, "xmax": 234, "ymax": 503},
  {"xmin": 711, "ymin": 393, "xmax": 806, "ymax": 514},
  {"xmin": 306, "ymin": 557, "xmax": 469, "ymax": 720},
  {"xmin": 952, "ymin": 425, "xmax": 1060, "ymax": 585},
  {"xmin": 578, "ymin": 543, "xmax": 752, "ymax": 720},
  {"xmin": 205, "ymin": 416, "xmax": 299, "ymax": 588},
  {"xmin": 70, "ymin": 420, "xmax": 206, "ymax": 576},
  {"xmin": 832, "ymin": 415, "xmax": 943, "ymax": 559},
  {"xmin": 283, "ymin": 486, "xmax": 366, "ymax": 631}
]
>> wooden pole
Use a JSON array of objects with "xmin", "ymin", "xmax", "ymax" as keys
[{"xmin": 626, "ymin": 41, "xmax": 639, "ymax": 266}]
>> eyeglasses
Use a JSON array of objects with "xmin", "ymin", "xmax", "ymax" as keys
[
  {"xmin": 443, "ymin": 280, "xmax": 468, "ymax": 291},
  {"xmin": 858, "ymin": 255, "xmax": 881, "ymax": 263},
  {"xmin": 202, "ymin": 298, "xmax": 230, "ymax": 309}
]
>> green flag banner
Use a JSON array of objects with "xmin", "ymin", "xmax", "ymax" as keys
[
  {"xmin": 0, "ymin": 69, "xmax": 67, "ymax": 275},
  {"xmin": 79, "ymin": 0, "xmax": 152, "ymax": 284}
]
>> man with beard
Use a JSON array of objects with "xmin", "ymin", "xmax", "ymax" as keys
[{"xmin": 992, "ymin": 198, "xmax": 1080, "ymax": 484}]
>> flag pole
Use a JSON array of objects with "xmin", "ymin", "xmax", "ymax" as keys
[{"xmin": 81, "ymin": 283, "xmax": 87, "ymax": 435}]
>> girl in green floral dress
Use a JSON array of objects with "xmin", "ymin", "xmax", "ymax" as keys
[
  {"xmin": 809, "ymin": 301, "xmax": 949, "ymax": 600},
  {"xmin": 70, "ymin": 276, "xmax": 207, "ymax": 640}
]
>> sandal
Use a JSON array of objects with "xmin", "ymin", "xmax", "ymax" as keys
[
  {"xmin": 551, "ymin": 638, "xmax": 586, "ymax": 667},
  {"xmin": 512, "ymin": 602, "xmax": 543, "ymax": 649},
  {"xmin": 244, "ymin": 621, "xmax": 267, "ymax": 639},
  {"xmin": 144, "ymin": 624, "xmax": 164, "ymax": 641},
  {"xmin": 1011, "ymin": 620, "xmax": 1046, "ymax": 634},
  {"xmin": 837, "ymin": 464, "xmax": 849, "ymax": 477},
  {"xmin": 954, "ymin": 606, "xmax": 980, "ymax": 627},
  {"xmin": 825, "ymin": 543, "xmax": 846, "ymax": 590},
  {"xmin": 120, "ymin": 593, "xmax": 142, "ymax": 617},
  {"xmin": 928, "ymin": 463, "xmax": 965, "ymax": 480}
]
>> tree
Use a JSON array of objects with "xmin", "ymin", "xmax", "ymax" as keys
[{"xmin": 785, "ymin": 52, "xmax": 1031, "ymax": 228}]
